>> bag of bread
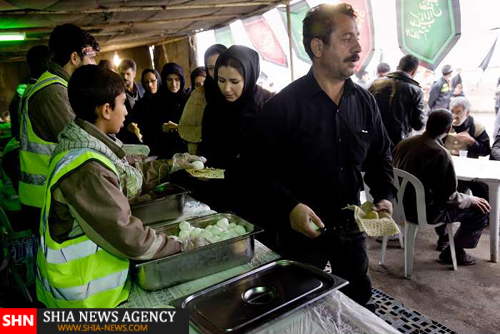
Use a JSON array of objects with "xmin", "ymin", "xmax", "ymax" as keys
[{"xmin": 343, "ymin": 202, "xmax": 400, "ymax": 237}]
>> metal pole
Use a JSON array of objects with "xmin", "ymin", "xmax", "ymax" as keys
[{"xmin": 286, "ymin": 1, "xmax": 295, "ymax": 81}]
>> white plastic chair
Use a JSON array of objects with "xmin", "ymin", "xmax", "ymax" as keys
[{"xmin": 379, "ymin": 168, "xmax": 457, "ymax": 277}]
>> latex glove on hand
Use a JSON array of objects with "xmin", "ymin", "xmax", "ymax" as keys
[
  {"xmin": 170, "ymin": 152, "xmax": 207, "ymax": 173},
  {"xmin": 180, "ymin": 236, "xmax": 211, "ymax": 252}
]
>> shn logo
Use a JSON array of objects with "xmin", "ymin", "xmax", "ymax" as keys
[
  {"xmin": 0, "ymin": 309, "xmax": 37, "ymax": 334},
  {"xmin": 2, "ymin": 315, "xmax": 34, "ymax": 326}
]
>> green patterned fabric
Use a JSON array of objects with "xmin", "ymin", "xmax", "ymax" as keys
[{"xmin": 55, "ymin": 120, "xmax": 143, "ymax": 199}]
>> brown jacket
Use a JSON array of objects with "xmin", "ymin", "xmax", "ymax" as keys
[
  {"xmin": 49, "ymin": 120, "xmax": 180, "ymax": 260},
  {"xmin": 393, "ymin": 134, "xmax": 471, "ymax": 223}
]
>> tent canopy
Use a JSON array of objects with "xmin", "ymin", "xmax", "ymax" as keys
[{"xmin": 0, "ymin": 0, "xmax": 284, "ymax": 62}]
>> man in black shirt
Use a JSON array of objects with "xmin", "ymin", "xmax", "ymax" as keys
[{"xmin": 254, "ymin": 3, "xmax": 394, "ymax": 309}]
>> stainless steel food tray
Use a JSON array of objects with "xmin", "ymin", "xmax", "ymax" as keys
[
  {"xmin": 170, "ymin": 260, "xmax": 348, "ymax": 334},
  {"xmin": 132, "ymin": 213, "xmax": 263, "ymax": 291},
  {"xmin": 130, "ymin": 183, "xmax": 188, "ymax": 225}
]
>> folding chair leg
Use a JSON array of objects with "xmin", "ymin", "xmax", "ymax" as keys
[
  {"xmin": 379, "ymin": 236, "xmax": 389, "ymax": 265},
  {"xmin": 446, "ymin": 224, "xmax": 458, "ymax": 271},
  {"xmin": 404, "ymin": 223, "xmax": 419, "ymax": 278}
]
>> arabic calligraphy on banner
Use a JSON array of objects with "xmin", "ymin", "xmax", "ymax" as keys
[
  {"xmin": 406, "ymin": 0, "xmax": 443, "ymax": 41},
  {"xmin": 242, "ymin": 16, "xmax": 288, "ymax": 67},
  {"xmin": 343, "ymin": 0, "xmax": 375, "ymax": 74},
  {"xmin": 397, "ymin": 0, "xmax": 461, "ymax": 70}
]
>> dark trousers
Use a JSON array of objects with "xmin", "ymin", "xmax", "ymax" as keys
[
  {"xmin": 276, "ymin": 231, "xmax": 372, "ymax": 307},
  {"xmin": 434, "ymin": 206, "xmax": 488, "ymax": 249}
]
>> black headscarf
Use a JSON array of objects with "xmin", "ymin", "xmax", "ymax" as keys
[
  {"xmin": 201, "ymin": 45, "xmax": 272, "ymax": 170},
  {"xmin": 144, "ymin": 63, "xmax": 190, "ymax": 157},
  {"xmin": 156, "ymin": 62, "xmax": 191, "ymax": 124},
  {"xmin": 213, "ymin": 46, "xmax": 264, "ymax": 114},
  {"xmin": 160, "ymin": 62, "xmax": 190, "ymax": 99},
  {"xmin": 203, "ymin": 44, "xmax": 227, "ymax": 103},
  {"xmin": 190, "ymin": 66, "xmax": 206, "ymax": 89},
  {"xmin": 141, "ymin": 68, "xmax": 162, "ymax": 97}
]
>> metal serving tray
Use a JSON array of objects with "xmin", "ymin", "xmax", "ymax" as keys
[
  {"xmin": 130, "ymin": 183, "xmax": 188, "ymax": 225},
  {"xmin": 170, "ymin": 260, "xmax": 348, "ymax": 334},
  {"xmin": 132, "ymin": 213, "xmax": 263, "ymax": 291}
]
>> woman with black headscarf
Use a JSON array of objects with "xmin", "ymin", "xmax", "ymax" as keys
[
  {"xmin": 132, "ymin": 69, "xmax": 161, "ymax": 148},
  {"xmin": 197, "ymin": 45, "xmax": 272, "ymax": 213},
  {"xmin": 190, "ymin": 66, "xmax": 207, "ymax": 90},
  {"xmin": 201, "ymin": 45, "xmax": 272, "ymax": 170},
  {"xmin": 148, "ymin": 62, "xmax": 190, "ymax": 157},
  {"xmin": 179, "ymin": 44, "xmax": 227, "ymax": 155}
]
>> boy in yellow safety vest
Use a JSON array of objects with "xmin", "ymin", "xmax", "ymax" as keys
[{"xmin": 37, "ymin": 65, "xmax": 182, "ymax": 308}]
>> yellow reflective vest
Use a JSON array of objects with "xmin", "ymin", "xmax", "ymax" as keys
[
  {"xmin": 19, "ymin": 71, "xmax": 67, "ymax": 208},
  {"xmin": 36, "ymin": 148, "xmax": 130, "ymax": 308}
]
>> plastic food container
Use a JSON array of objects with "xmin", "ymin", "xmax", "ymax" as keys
[{"xmin": 123, "ymin": 144, "xmax": 150, "ymax": 156}]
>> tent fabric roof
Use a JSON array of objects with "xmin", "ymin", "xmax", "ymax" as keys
[{"xmin": 0, "ymin": 0, "xmax": 284, "ymax": 62}]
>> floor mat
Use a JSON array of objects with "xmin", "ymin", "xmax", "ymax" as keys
[{"xmin": 372, "ymin": 288, "xmax": 458, "ymax": 334}]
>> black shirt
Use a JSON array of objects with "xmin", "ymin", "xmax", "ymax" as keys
[{"xmin": 254, "ymin": 69, "xmax": 394, "ymax": 227}]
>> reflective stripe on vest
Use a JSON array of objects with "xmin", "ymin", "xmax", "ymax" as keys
[
  {"xmin": 37, "ymin": 266, "xmax": 129, "ymax": 302},
  {"xmin": 37, "ymin": 148, "xmax": 130, "ymax": 308},
  {"xmin": 19, "ymin": 71, "xmax": 67, "ymax": 208}
]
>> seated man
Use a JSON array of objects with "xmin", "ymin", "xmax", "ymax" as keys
[
  {"xmin": 36, "ymin": 65, "xmax": 181, "ymax": 308},
  {"xmin": 444, "ymin": 96, "xmax": 490, "ymax": 159},
  {"xmin": 393, "ymin": 109, "xmax": 490, "ymax": 265},
  {"xmin": 445, "ymin": 96, "xmax": 490, "ymax": 200}
]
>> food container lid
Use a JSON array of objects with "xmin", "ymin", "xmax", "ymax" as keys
[{"xmin": 170, "ymin": 259, "xmax": 348, "ymax": 333}]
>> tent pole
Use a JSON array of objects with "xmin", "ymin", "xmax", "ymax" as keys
[{"xmin": 286, "ymin": 0, "xmax": 295, "ymax": 81}]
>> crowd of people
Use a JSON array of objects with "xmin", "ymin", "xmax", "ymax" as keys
[{"xmin": 1, "ymin": 2, "xmax": 498, "ymax": 312}]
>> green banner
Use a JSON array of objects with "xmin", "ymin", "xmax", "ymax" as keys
[
  {"xmin": 214, "ymin": 26, "xmax": 234, "ymax": 48},
  {"xmin": 397, "ymin": 0, "xmax": 461, "ymax": 70},
  {"xmin": 278, "ymin": 1, "xmax": 311, "ymax": 64}
]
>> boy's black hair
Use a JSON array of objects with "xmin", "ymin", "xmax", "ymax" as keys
[
  {"xmin": 49, "ymin": 24, "xmax": 99, "ymax": 67},
  {"xmin": 68, "ymin": 65, "xmax": 125, "ymax": 123}
]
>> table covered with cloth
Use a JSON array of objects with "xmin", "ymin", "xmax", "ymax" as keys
[{"xmin": 120, "ymin": 238, "xmax": 398, "ymax": 333}]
